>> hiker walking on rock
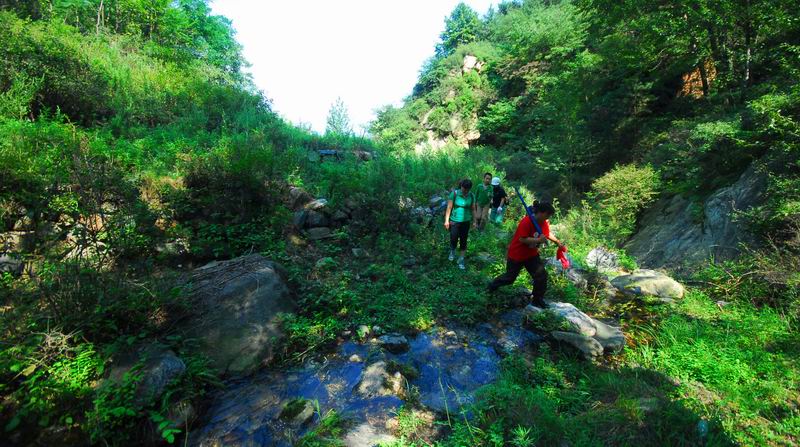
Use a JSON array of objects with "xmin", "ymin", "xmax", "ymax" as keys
[
  {"xmin": 489, "ymin": 177, "xmax": 508, "ymax": 224},
  {"xmin": 488, "ymin": 201, "xmax": 565, "ymax": 308},
  {"xmin": 474, "ymin": 173, "xmax": 493, "ymax": 230},
  {"xmin": 444, "ymin": 179, "xmax": 477, "ymax": 270}
]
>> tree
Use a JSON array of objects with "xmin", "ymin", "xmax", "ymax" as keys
[
  {"xmin": 436, "ymin": 3, "xmax": 481, "ymax": 57},
  {"xmin": 325, "ymin": 97, "xmax": 352, "ymax": 136}
]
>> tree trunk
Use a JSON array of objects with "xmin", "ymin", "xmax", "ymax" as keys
[
  {"xmin": 743, "ymin": 0, "xmax": 753, "ymax": 89},
  {"xmin": 698, "ymin": 61, "xmax": 710, "ymax": 97},
  {"xmin": 96, "ymin": 0, "xmax": 104, "ymax": 35}
]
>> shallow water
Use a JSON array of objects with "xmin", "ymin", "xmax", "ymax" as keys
[{"xmin": 191, "ymin": 308, "xmax": 541, "ymax": 446}]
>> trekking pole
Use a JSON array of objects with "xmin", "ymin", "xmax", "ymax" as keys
[{"xmin": 512, "ymin": 186, "xmax": 543, "ymax": 235}]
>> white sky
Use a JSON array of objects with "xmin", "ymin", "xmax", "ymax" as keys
[{"xmin": 210, "ymin": 0, "xmax": 496, "ymax": 134}]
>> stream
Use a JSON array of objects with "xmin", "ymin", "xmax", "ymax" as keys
[{"xmin": 191, "ymin": 307, "xmax": 542, "ymax": 446}]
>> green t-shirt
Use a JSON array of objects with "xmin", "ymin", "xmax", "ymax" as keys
[
  {"xmin": 449, "ymin": 190, "xmax": 475, "ymax": 222},
  {"xmin": 475, "ymin": 184, "xmax": 493, "ymax": 206}
]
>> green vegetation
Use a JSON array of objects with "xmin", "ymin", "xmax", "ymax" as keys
[{"xmin": 1, "ymin": 0, "xmax": 798, "ymax": 446}]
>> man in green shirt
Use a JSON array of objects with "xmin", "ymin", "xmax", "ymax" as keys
[
  {"xmin": 474, "ymin": 172, "xmax": 493, "ymax": 230},
  {"xmin": 444, "ymin": 179, "xmax": 478, "ymax": 270}
]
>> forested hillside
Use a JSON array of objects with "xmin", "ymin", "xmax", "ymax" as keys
[
  {"xmin": 1, "ymin": 1, "xmax": 799, "ymax": 446},
  {"xmin": 373, "ymin": 0, "xmax": 799, "ymax": 217}
]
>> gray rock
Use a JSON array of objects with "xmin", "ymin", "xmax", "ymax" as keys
[
  {"xmin": 523, "ymin": 304, "xmax": 544, "ymax": 316},
  {"xmin": 377, "ymin": 334, "xmax": 409, "ymax": 354},
  {"xmin": 548, "ymin": 302, "xmax": 597, "ymax": 337},
  {"xmin": 288, "ymin": 186, "xmax": 314, "ymax": 210},
  {"xmin": 304, "ymin": 210, "xmax": 329, "ymax": 228},
  {"xmin": 401, "ymin": 257, "xmax": 416, "ymax": 268},
  {"xmin": 304, "ymin": 198, "xmax": 329, "ymax": 211},
  {"xmin": 626, "ymin": 164, "xmax": 766, "ymax": 269},
  {"xmin": 552, "ymin": 331, "xmax": 604, "ymax": 360},
  {"xmin": 611, "ymin": 269, "xmax": 685, "ymax": 300},
  {"xmin": 593, "ymin": 320, "xmax": 626, "ymax": 353},
  {"xmin": 585, "ymin": 247, "xmax": 620, "ymax": 271},
  {"xmin": 306, "ymin": 227, "xmax": 333, "ymax": 240},
  {"xmin": 180, "ymin": 255, "xmax": 294, "ymax": 375},
  {"xmin": 106, "ymin": 347, "xmax": 186, "ymax": 404},
  {"xmin": 0, "ymin": 254, "xmax": 24, "ymax": 275},
  {"xmin": 356, "ymin": 361, "xmax": 402, "ymax": 398}
]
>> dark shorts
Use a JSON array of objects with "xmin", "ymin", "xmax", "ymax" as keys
[{"xmin": 449, "ymin": 221, "xmax": 471, "ymax": 251}]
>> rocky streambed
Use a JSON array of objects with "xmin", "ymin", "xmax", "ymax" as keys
[{"xmin": 191, "ymin": 308, "xmax": 541, "ymax": 446}]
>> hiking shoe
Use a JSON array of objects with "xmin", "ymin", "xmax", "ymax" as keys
[
  {"xmin": 458, "ymin": 258, "xmax": 466, "ymax": 270},
  {"xmin": 531, "ymin": 298, "xmax": 548, "ymax": 309},
  {"xmin": 448, "ymin": 251, "xmax": 456, "ymax": 262}
]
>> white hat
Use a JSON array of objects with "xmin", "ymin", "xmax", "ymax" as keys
[{"xmin": 491, "ymin": 177, "xmax": 501, "ymax": 186}]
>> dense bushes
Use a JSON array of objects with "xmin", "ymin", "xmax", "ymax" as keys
[{"xmin": 589, "ymin": 164, "xmax": 661, "ymax": 240}]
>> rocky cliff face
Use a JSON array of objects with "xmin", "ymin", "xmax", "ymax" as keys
[
  {"xmin": 414, "ymin": 54, "xmax": 484, "ymax": 153},
  {"xmin": 625, "ymin": 165, "xmax": 767, "ymax": 269}
]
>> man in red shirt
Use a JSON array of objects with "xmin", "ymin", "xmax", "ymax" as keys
[{"xmin": 488, "ymin": 201, "xmax": 566, "ymax": 308}]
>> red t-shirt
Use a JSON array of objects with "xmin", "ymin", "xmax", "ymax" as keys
[{"xmin": 507, "ymin": 216, "xmax": 550, "ymax": 261}]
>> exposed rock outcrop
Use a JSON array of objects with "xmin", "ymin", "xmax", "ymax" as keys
[{"xmin": 626, "ymin": 165, "xmax": 766, "ymax": 269}]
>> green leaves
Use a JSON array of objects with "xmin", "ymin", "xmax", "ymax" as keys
[{"xmin": 437, "ymin": 3, "xmax": 482, "ymax": 57}]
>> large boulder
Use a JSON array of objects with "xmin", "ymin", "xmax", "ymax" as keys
[
  {"xmin": 526, "ymin": 303, "xmax": 626, "ymax": 359},
  {"xmin": 611, "ymin": 269, "xmax": 685, "ymax": 301},
  {"xmin": 180, "ymin": 254, "xmax": 294, "ymax": 376},
  {"xmin": 625, "ymin": 165, "xmax": 766, "ymax": 269}
]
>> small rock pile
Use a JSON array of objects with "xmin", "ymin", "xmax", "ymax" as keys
[{"xmin": 287, "ymin": 186, "xmax": 359, "ymax": 241}]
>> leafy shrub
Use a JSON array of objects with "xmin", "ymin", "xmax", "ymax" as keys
[
  {"xmin": 87, "ymin": 352, "xmax": 218, "ymax": 446},
  {"xmin": 589, "ymin": 164, "xmax": 661, "ymax": 241}
]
